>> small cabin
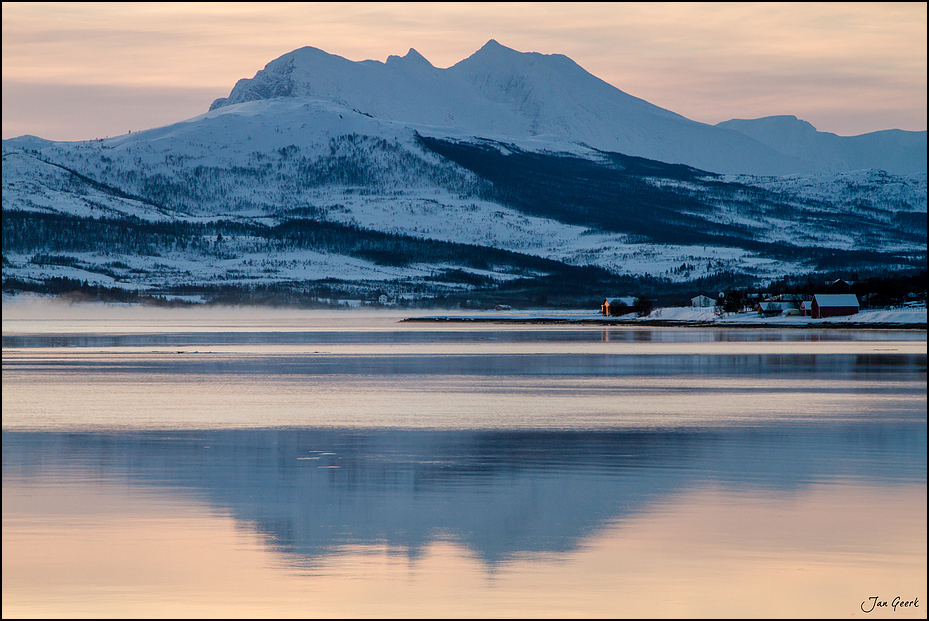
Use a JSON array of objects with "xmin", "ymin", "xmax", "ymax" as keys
[
  {"xmin": 756, "ymin": 300, "xmax": 800, "ymax": 317},
  {"xmin": 757, "ymin": 302, "xmax": 784, "ymax": 317},
  {"xmin": 811, "ymin": 294, "xmax": 859, "ymax": 319},
  {"xmin": 601, "ymin": 297, "xmax": 637, "ymax": 316}
]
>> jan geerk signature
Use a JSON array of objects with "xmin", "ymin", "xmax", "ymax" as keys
[{"xmin": 861, "ymin": 596, "xmax": 920, "ymax": 613}]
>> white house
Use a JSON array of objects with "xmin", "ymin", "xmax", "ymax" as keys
[{"xmin": 691, "ymin": 295, "xmax": 716, "ymax": 308}]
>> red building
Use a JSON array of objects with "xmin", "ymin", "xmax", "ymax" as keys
[{"xmin": 811, "ymin": 294, "xmax": 859, "ymax": 319}]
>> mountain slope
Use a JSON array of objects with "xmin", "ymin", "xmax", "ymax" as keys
[{"xmin": 4, "ymin": 111, "xmax": 924, "ymax": 303}]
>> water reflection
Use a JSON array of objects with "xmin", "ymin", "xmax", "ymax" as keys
[
  {"xmin": 3, "ymin": 424, "xmax": 924, "ymax": 566},
  {"xmin": 3, "ymin": 318, "xmax": 926, "ymax": 616},
  {"xmin": 4, "ymin": 326, "xmax": 925, "ymax": 349},
  {"xmin": 4, "ymin": 351, "xmax": 926, "ymax": 379}
]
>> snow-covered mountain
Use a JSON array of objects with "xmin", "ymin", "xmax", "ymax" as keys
[
  {"xmin": 2, "ymin": 41, "xmax": 926, "ymax": 305},
  {"xmin": 210, "ymin": 40, "xmax": 925, "ymax": 177},
  {"xmin": 716, "ymin": 116, "xmax": 927, "ymax": 177}
]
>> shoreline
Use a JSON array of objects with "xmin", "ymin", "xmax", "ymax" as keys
[
  {"xmin": 401, "ymin": 316, "xmax": 928, "ymax": 330},
  {"xmin": 2, "ymin": 294, "xmax": 925, "ymax": 330}
]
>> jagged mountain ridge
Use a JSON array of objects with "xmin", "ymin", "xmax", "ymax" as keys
[{"xmin": 209, "ymin": 40, "xmax": 925, "ymax": 177}]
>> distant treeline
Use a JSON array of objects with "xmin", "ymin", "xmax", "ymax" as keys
[{"xmin": 2, "ymin": 208, "xmax": 610, "ymax": 283}]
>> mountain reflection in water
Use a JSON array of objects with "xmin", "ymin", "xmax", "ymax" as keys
[{"xmin": 4, "ymin": 423, "xmax": 924, "ymax": 566}]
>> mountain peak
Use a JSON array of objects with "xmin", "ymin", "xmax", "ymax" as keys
[
  {"xmin": 472, "ymin": 39, "xmax": 519, "ymax": 58},
  {"xmin": 404, "ymin": 48, "xmax": 431, "ymax": 64},
  {"xmin": 386, "ymin": 47, "xmax": 433, "ymax": 68},
  {"xmin": 720, "ymin": 115, "xmax": 818, "ymax": 133}
]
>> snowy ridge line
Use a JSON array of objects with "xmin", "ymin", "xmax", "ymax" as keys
[{"xmin": 207, "ymin": 41, "xmax": 926, "ymax": 176}]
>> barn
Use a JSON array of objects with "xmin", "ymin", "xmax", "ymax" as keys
[{"xmin": 811, "ymin": 294, "xmax": 859, "ymax": 319}]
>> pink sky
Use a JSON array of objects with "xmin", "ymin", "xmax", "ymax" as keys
[{"xmin": 2, "ymin": 2, "xmax": 926, "ymax": 141}]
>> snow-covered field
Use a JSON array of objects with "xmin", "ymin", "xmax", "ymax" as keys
[{"xmin": 649, "ymin": 305, "xmax": 927, "ymax": 326}]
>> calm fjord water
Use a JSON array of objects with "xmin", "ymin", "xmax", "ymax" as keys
[{"xmin": 3, "ymin": 308, "xmax": 926, "ymax": 617}]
